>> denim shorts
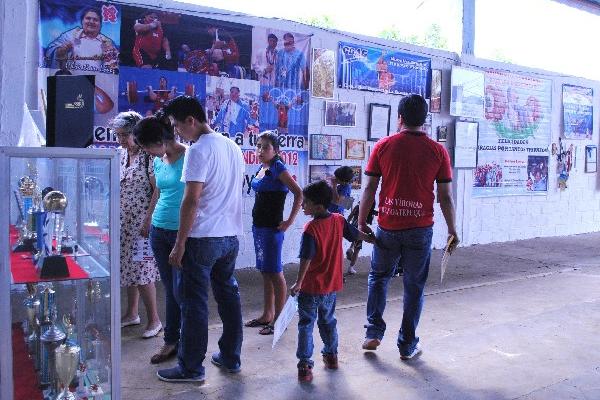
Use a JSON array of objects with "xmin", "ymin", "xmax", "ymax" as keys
[{"xmin": 252, "ymin": 225, "xmax": 284, "ymax": 273}]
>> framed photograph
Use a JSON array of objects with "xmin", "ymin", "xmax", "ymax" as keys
[
  {"xmin": 310, "ymin": 134, "xmax": 342, "ymax": 160},
  {"xmin": 345, "ymin": 139, "xmax": 366, "ymax": 160},
  {"xmin": 450, "ymin": 66, "xmax": 485, "ymax": 119},
  {"xmin": 325, "ymin": 101, "xmax": 357, "ymax": 127},
  {"xmin": 454, "ymin": 121, "xmax": 478, "ymax": 168},
  {"xmin": 585, "ymin": 145, "xmax": 597, "ymax": 173},
  {"xmin": 368, "ymin": 103, "xmax": 391, "ymax": 141},
  {"xmin": 350, "ymin": 166, "xmax": 362, "ymax": 189},
  {"xmin": 437, "ymin": 126, "xmax": 448, "ymax": 142},
  {"xmin": 311, "ymin": 48, "xmax": 335, "ymax": 99},
  {"xmin": 430, "ymin": 69, "xmax": 442, "ymax": 113},
  {"xmin": 563, "ymin": 85, "xmax": 593, "ymax": 139},
  {"xmin": 309, "ymin": 164, "xmax": 341, "ymax": 183},
  {"xmin": 423, "ymin": 114, "xmax": 433, "ymax": 139}
]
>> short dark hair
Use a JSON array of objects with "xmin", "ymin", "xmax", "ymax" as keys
[
  {"xmin": 80, "ymin": 7, "xmax": 101, "ymax": 25},
  {"xmin": 334, "ymin": 166, "xmax": 354, "ymax": 184},
  {"xmin": 267, "ymin": 33, "xmax": 278, "ymax": 41},
  {"xmin": 132, "ymin": 114, "xmax": 175, "ymax": 147},
  {"xmin": 283, "ymin": 32, "xmax": 294, "ymax": 40},
  {"xmin": 303, "ymin": 181, "xmax": 332, "ymax": 208},
  {"xmin": 398, "ymin": 94, "xmax": 428, "ymax": 127},
  {"xmin": 163, "ymin": 95, "xmax": 207, "ymax": 124}
]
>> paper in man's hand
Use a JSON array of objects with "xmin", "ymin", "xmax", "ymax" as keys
[{"xmin": 441, "ymin": 235, "xmax": 457, "ymax": 283}]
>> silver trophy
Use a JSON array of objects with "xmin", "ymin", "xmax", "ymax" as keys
[
  {"xmin": 55, "ymin": 342, "xmax": 80, "ymax": 400},
  {"xmin": 39, "ymin": 285, "xmax": 57, "ymax": 384},
  {"xmin": 23, "ymin": 283, "xmax": 41, "ymax": 356},
  {"xmin": 37, "ymin": 190, "xmax": 69, "ymax": 278},
  {"xmin": 41, "ymin": 308, "xmax": 66, "ymax": 398}
]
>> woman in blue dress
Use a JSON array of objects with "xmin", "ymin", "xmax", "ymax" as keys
[{"xmin": 245, "ymin": 131, "xmax": 302, "ymax": 335}]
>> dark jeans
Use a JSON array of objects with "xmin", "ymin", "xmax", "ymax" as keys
[
  {"xmin": 296, "ymin": 292, "xmax": 338, "ymax": 367},
  {"xmin": 365, "ymin": 226, "xmax": 433, "ymax": 355},
  {"xmin": 178, "ymin": 236, "xmax": 242, "ymax": 377},
  {"xmin": 150, "ymin": 225, "xmax": 182, "ymax": 346}
]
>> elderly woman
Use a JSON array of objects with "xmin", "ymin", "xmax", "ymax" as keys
[
  {"xmin": 109, "ymin": 111, "xmax": 162, "ymax": 338},
  {"xmin": 133, "ymin": 114, "xmax": 187, "ymax": 363}
]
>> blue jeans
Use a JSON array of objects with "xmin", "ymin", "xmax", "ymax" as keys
[
  {"xmin": 178, "ymin": 236, "xmax": 242, "ymax": 377},
  {"xmin": 365, "ymin": 226, "xmax": 433, "ymax": 355},
  {"xmin": 150, "ymin": 226, "xmax": 182, "ymax": 346},
  {"xmin": 296, "ymin": 292, "xmax": 338, "ymax": 367}
]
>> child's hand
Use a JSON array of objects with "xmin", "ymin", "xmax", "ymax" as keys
[
  {"xmin": 362, "ymin": 231, "xmax": 376, "ymax": 244},
  {"xmin": 290, "ymin": 281, "xmax": 302, "ymax": 296}
]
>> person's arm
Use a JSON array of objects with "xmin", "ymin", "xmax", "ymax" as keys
[
  {"xmin": 147, "ymin": 86, "xmax": 157, "ymax": 101},
  {"xmin": 134, "ymin": 20, "xmax": 158, "ymax": 34},
  {"xmin": 168, "ymin": 181, "xmax": 204, "ymax": 267},
  {"xmin": 162, "ymin": 37, "xmax": 171, "ymax": 60},
  {"xmin": 437, "ymin": 182, "xmax": 459, "ymax": 251},
  {"xmin": 277, "ymin": 170, "xmax": 303, "ymax": 231},
  {"xmin": 329, "ymin": 178, "xmax": 340, "ymax": 205},
  {"xmin": 290, "ymin": 258, "xmax": 311, "ymax": 296},
  {"xmin": 358, "ymin": 175, "xmax": 380, "ymax": 235},
  {"xmin": 141, "ymin": 182, "xmax": 159, "ymax": 238}
]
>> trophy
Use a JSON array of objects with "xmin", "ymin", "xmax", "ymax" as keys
[
  {"xmin": 13, "ymin": 175, "xmax": 37, "ymax": 252},
  {"xmin": 37, "ymin": 190, "xmax": 69, "ymax": 278},
  {"xmin": 84, "ymin": 176, "xmax": 104, "ymax": 228},
  {"xmin": 39, "ymin": 285, "xmax": 56, "ymax": 379},
  {"xmin": 23, "ymin": 283, "xmax": 41, "ymax": 357},
  {"xmin": 55, "ymin": 343, "xmax": 80, "ymax": 400},
  {"xmin": 41, "ymin": 308, "xmax": 66, "ymax": 397}
]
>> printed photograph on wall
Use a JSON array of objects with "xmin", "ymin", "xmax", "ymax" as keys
[
  {"xmin": 450, "ymin": 66, "xmax": 485, "ymax": 119},
  {"xmin": 338, "ymin": 41, "xmax": 430, "ymax": 96},
  {"xmin": 562, "ymin": 84, "xmax": 593, "ymax": 140},
  {"xmin": 526, "ymin": 156, "xmax": 549, "ymax": 192},
  {"xmin": 118, "ymin": 66, "xmax": 206, "ymax": 117},
  {"xmin": 368, "ymin": 103, "xmax": 391, "ymax": 141},
  {"xmin": 311, "ymin": 48, "xmax": 335, "ymax": 98},
  {"xmin": 252, "ymin": 27, "xmax": 311, "ymax": 90},
  {"xmin": 309, "ymin": 164, "xmax": 341, "ymax": 183},
  {"xmin": 430, "ymin": 69, "xmax": 442, "ymax": 113},
  {"xmin": 325, "ymin": 101, "xmax": 357, "ymax": 127},
  {"xmin": 437, "ymin": 126, "xmax": 448, "ymax": 142},
  {"xmin": 345, "ymin": 139, "xmax": 366, "ymax": 160},
  {"xmin": 455, "ymin": 121, "xmax": 478, "ymax": 168},
  {"xmin": 120, "ymin": 5, "xmax": 252, "ymax": 77},
  {"xmin": 310, "ymin": 134, "xmax": 342, "ymax": 160},
  {"xmin": 585, "ymin": 145, "xmax": 597, "ymax": 173},
  {"xmin": 39, "ymin": 0, "xmax": 121, "ymax": 74},
  {"xmin": 423, "ymin": 114, "xmax": 433, "ymax": 139},
  {"xmin": 350, "ymin": 166, "xmax": 362, "ymax": 189}
]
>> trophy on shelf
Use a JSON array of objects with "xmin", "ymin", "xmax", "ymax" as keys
[
  {"xmin": 84, "ymin": 175, "xmax": 104, "ymax": 228},
  {"xmin": 23, "ymin": 283, "xmax": 41, "ymax": 358},
  {"xmin": 40, "ymin": 307, "xmax": 66, "ymax": 398},
  {"xmin": 13, "ymin": 175, "xmax": 37, "ymax": 252},
  {"xmin": 54, "ymin": 313, "xmax": 80, "ymax": 400},
  {"xmin": 36, "ymin": 190, "xmax": 70, "ymax": 279}
]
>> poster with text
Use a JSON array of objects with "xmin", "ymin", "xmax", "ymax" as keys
[
  {"xmin": 118, "ymin": 66, "xmax": 206, "ymax": 118},
  {"xmin": 39, "ymin": 0, "xmax": 121, "ymax": 74},
  {"xmin": 562, "ymin": 84, "xmax": 593, "ymax": 139},
  {"xmin": 473, "ymin": 70, "xmax": 552, "ymax": 196},
  {"xmin": 338, "ymin": 42, "xmax": 430, "ymax": 96},
  {"xmin": 119, "ymin": 5, "xmax": 252, "ymax": 77},
  {"xmin": 38, "ymin": 68, "xmax": 119, "ymax": 146},
  {"xmin": 450, "ymin": 67, "xmax": 484, "ymax": 119},
  {"xmin": 252, "ymin": 27, "xmax": 311, "ymax": 90}
]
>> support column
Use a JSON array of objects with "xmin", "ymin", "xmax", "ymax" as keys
[{"xmin": 462, "ymin": 0, "xmax": 475, "ymax": 56}]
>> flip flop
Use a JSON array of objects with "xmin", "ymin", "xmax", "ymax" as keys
[
  {"xmin": 259, "ymin": 324, "xmax": 274, "ymax": 335},
  {"xmin": 244, "ymin": 318, "xmax": 270, "ymax": 328}
]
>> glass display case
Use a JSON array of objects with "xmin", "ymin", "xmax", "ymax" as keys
[{"xmin": 0, "ymin": 147, "xmax": 120, "ymax": 400}]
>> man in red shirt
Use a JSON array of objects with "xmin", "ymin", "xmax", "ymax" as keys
[
  {"xmin": 358, "ymin": 94, "xmax": 459, "ymax": 360},
  {"xmin": 133, "ymin": 11, "xmax": 172, "ymax": 68}
]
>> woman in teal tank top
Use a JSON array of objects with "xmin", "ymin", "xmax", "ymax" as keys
[{"xmin": 133, "ymin": 114, "xmax": 187, "ymax": 364}]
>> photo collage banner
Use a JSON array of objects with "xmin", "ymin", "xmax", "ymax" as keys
[{"xmin": 38, "ymin": 0, "xmax": 310, "ymax": 194}]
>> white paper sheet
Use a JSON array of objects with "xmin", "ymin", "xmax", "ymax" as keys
[{"xmin": 272, "ymin": 295, "xmax": 298, "ymax": 348}]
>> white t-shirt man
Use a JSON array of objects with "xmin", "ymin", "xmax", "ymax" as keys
[{"xmin": 181, "ymin": 132, "xmax": 244, "ymax": 237}]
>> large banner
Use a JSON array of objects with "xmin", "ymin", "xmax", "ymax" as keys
[
  {"xmin": 562, "ymin": 84, "xmax": 593, "ymax": 140},
  {"xmin": 119, "ymin": 5, "xmax": 252, "ymax": 78},
  {"xmin": 337, "ymin": 42, "xmax": 430, "ymax": 96},
  {"xmin": 474, "ymin": 70, "xmax": 552, "ymax": 196},
  {"xmin": 39, "ymin": 0, "xmax": 121, "ymax": 74}
]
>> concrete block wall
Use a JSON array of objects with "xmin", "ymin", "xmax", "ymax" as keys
[{"xmin": 2, "ymin": 0, "xmax": 599, "ymax": 268}]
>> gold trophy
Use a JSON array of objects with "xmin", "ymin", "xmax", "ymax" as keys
[
  {"xmin": 23, "ymin": 284, "xmax": 41, "ymax": 353},
  {"xmin": 54, "ymin": 343, "xmax": 80, "ymax": 400},
  {"xmin": 37, "ymin": 190, "xmax": 69, "ymax": 278},
  {"xmin": 13, "ymin": 176, "xmax": 37, "ymax": 252}
]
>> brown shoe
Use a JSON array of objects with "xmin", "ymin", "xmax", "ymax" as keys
[
  {"xmin": 298, "ymin": 363, "xmax": 313, "ymax": 383},
  {"xmin": 322, "ymin": 354, "xmax": 338, "ymax": 369},
  {"xmin": 150, "ymin": 344, "xmax": 177, "ymax": 364},
  {"xmin": 362, "ymin": 338, "xmax": 381, "ymax": 350}
]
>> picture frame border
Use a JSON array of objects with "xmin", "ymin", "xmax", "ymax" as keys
[
  {"xmin": 367, "ymin": 103, "xmax": 391, "ymax": 142},
  {"xmin": 324, "ymin": 100, "xmax": 358, "ymax": 127},
  {"xmin": 345, "ymin": 139, "xmax": 366, "ymax": 160},
  {"xmin": 309, "ymin": 134, "xmax": 343, "ymax": 160}
]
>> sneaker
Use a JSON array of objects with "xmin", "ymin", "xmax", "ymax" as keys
[
  {"xmin": 322, "ymin": 354, "xmax": 338, "ymax": 369},
  {"xmin": 400, "ymin": 343, "xmax": 422, "ymax": 360},
  {"xmin": 362, "ymin": 338, "xmax": 381, "ymax": 350},
  {"xmin": 157, "ymin": 366, "xmax": 204, "ymax": 383},
  {"xmin": 298, "ymin": 364, "xmax": 313, "ymax": 383},
  {"xmin": 211, "ymin": 352, "xmax": 241, "ymax": 373}
]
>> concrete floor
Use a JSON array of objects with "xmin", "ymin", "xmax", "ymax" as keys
[{"xmin": 120, "ymin": 233, "xmax": 600, "ymax": 399}]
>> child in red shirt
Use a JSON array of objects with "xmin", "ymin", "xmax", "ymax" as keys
[{"xmin": 290, "ymin": 180, "xmax": 373, "ymax": 382}]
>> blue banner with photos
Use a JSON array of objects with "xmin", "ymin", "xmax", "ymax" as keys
[{"xmin": 338, "ymin": 42, "xmax": 430, "ymax": 96}]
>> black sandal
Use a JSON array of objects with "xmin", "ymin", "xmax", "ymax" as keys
[
  {"xmin": 244, "ymin": 318, "xmax": 270, "ymax": 328},
  {"xmin": 258, "ymin": 324, "xmax": 274, "ymax": 335}
]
